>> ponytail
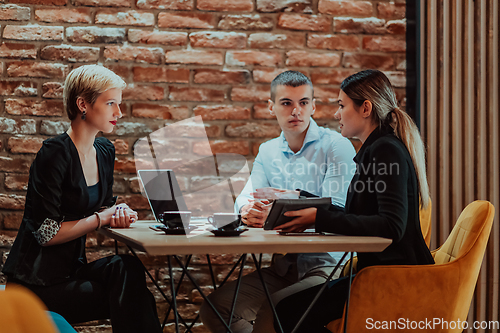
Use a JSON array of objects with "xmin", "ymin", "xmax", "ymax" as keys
[{"xmin": 389, "ymin": 107, "xmax": 430, "ymax": 209}]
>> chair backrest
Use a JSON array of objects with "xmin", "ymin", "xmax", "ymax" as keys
[
  {"xmin": 419, "ymin": 199, "xmax": 432, "ymax": 248},
  {"xmin": 0, "ymin": 285, "xmax": 58, "ymax": 333}
]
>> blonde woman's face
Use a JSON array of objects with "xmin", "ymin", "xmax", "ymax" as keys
[
  {"xmin": 84, "ymin": 88, "xmax": 123, "ymax": 133},
  {"xmin": 335, "ymin": 90, "xmax": 365, "ymax": 139}
]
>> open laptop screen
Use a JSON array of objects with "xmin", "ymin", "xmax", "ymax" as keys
[{"xmin": 138, "ymin": 170, "xmax": 188, "ymax": 222}]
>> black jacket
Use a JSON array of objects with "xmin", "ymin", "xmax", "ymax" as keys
[
  {"xmin": 3, "ymin": 133, "xmax": 116, "ymax": 286},
  {"xmin": 315, "ymin": 126, "xmax": 434, "ymax": 270}
]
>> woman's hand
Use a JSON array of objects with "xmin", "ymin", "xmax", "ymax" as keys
[
  {"xmin": 273, "ymin": 207, "xmax": 317, "ymax": 232},
  {"xmin": 100, "ymin": 203, "xmax": 137, "ymax": 228}
]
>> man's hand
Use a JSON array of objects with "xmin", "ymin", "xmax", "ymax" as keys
[
  {"xmin": 241, "ymin": 199, "xmax": 272, "ymax": 228},
  {"xmin": 273, "ymin": 207, "xmax": 317, "ymax": 232}
]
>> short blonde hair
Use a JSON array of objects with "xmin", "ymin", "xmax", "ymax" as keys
[{"xmin": 63, "ymin": 65, "xmax": 126, "ymax": 120}]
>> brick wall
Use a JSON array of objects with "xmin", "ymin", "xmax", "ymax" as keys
[{"xmin": 0, "ymin": 0, "xmax": 406, "ymax": 332}]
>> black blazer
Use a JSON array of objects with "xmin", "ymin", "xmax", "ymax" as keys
[
  {"xmin": 315, "ymin": 126, "xmax": 434, "ymax": 270},
  {"xmin": 2, "ymin": 133, "xmax": 116, "ymax": 286}
]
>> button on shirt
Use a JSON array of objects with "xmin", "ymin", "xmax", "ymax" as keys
[{"xmin": 235, "ymin": 119, "xmax": 356, "ymax": 278}]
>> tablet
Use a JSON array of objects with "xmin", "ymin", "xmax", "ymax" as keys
[{"xmin": 263, "ymin": 197, "xmax": 332, "ymax": 230}]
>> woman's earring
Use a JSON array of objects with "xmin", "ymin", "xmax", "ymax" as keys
[{"xmin": 81, "ymin": 111, "xmax": 86, "ymax": 120}]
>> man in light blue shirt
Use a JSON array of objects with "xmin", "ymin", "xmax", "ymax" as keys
[{"xmin": 200, "ymin": 71, "xmax": 356, "ymax": 333}]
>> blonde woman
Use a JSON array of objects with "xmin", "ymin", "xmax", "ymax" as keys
[
  {"xmin": 272, "ymin": 70, "xmax": 434, "ymax": 333},
  {"xmin": 3, "ymin": 65, "xmax": 162, "ymax": 333}
]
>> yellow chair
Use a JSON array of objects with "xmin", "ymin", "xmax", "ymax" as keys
[
  {"xmin": 327, "ymin": 200, "xmax": 494, "ymax": 333},
  {"xmin": 341, "ymin": 199, "xmax": 433, "ymax": 277},
  {"xmin": 0, "ymin": 285, "xmax": 58, "ymax": 333}
]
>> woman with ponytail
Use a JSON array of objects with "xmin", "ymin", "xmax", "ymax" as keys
[{"xmin": 271, "ymin": 70, "xmax": 434, "ymax": 333}]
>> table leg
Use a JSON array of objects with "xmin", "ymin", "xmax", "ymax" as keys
[
  {"xmin": 173, "ymin": 255, "xmax": 235, "ymax": 333},
  {"xmin": 168, "ymin": 255, "xmax": 180, "ymax": 333},
  {"xmin": 228, "ymin": 254, "xmax": 247, "ymax": 328},
  {"xmin": 343, "ymin": 251, "xmax": 355, "ymax": 333},
  {"xmin": 206, "ymin": 254, "xmax": 217, "ymax": 290},
  {"xmin": 250, "ymin": 253, "xmax": 284, "ymax": 333},
  {"xmin": 290, "ymin": 252, "xmax": 349, "ymax": 333}
]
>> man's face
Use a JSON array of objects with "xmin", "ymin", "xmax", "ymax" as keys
[{"xmin": 268, "ymin": 85, "xmax": 316, "ymax": 136}]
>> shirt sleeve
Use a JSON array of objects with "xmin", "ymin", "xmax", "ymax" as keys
[
  {"xmin": 316, "ymin": 141, "xmax": 410, "ymax": 242},
  {"xmin": 234, "ymin": 150, "xmax": 271, "ymax": 213},
  {"xmin": 30, "ymin": 140, "xmax": 69, "ymax": 245},
  {"xmin": 321, "ymin": 136, "xmax": 356, "ymax": 207}
]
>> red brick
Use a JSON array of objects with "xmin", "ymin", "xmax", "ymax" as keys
[
  {"xmin": 5, "ymin": 99, "xmax": 64, "ymax": 116},
  {"xmin": 66, "ymin": 27, "xmax": 126, "ymax": 43},
  {"xmin": 363, "ymin": 36, "xmax": 405, "ymax": 52},
  {"xmin": 7, "ymin": 62, "xmax": 69, "ymax": 78},
  {"xmin": 193, "ymin": 105, "xmax": 250, "ymax": 120},
  {"xmin": 308, "ymin": 34, "xmax": 360, "ymax": 51},
  {"xmin": 114, "ymin": 157, "xmax": 137, "ymax": 174},
  {"xmin": 278, "ymin": 14, "xmax": 331, "ymax": 32},
  {"xmin": 104, "ymin": 45, "xmax": 163, "ymax": 64},
  {"xmin": 0, "ymin": 117, "xmax": 36, "ymax": 134},
  {"xmin": 0, "ymin": 4, "xmax": 30, "ymax": 21},
  {"xmin": 313, "ymin": 104, "xmax": 337, "ymax": 119},
  {"xmin": 133, "ymin": 67, "xmax": 189, "ymax": 83},
  {"xmin": 396, "ymin": 58, "xmax": 406, "ymax": 70},
  {"xmin": 193, "ymin": 140, "xmax": 249, "ymax": 156},
  {"xmin": 169, "ymin": 87, "xmax": 225, "ymax": 102},
  {"xmin": 128, "ymin": 29, "xmax": 187, "ymax": 46},
  {"xmin": 42, "ymin": 82, "xmax": 63, "ymax": 99},
  {"xmin": 96, "ymin": 10, "xmax": 154, "ymax": 26},
  {"xmin": 253, "ymin": 104, "xmax": 275, "ymax": 119},
  {"xmin": 39, "ymin": 120, "xmax": 70, "ymax": 136},
  {"xmin": 286, "ymin": 50, "xmax": 340, "ymax": 67},
  {"xmin": 136, "ymin": 0, "xmax": 193, "ymax": 10},
  {"xmin": 310, "ymin": 69, "xmax": 354, "ymax": 85},
  {"xmin": 190, "ymin": 31, "xmax": 247, "ymax": 49},
  {"xmin": 0, "ymin": 156, "xmax": 31, "ymax": 173},
  {"xmin": 248, "ymin": 33, "xmax": 304, "ymax": 49},
  {"xmin": 5, "ymin": 175, "xmax": 29, "ymax": 191},
  {"xmin": 40, "ymin": 45, "xmax": 99, "ymax": 62},
  {"xmin": 0, "ymin": 81, "xmax": 37, "ymax": 96},
  {"xmin": 74, "ymin": 0, "xmax": 130, "ymax": 6},
  {"xmin": 343, "ymin": 52, "xmax": 395, "ymax": 70},
  {"xmin": 218, "ymin": 14, "xmax": 273, "ymax": 30},
  {"xmin": 256, "ymin": 0, "xmax": 312, "ymax": 13},
  {"xmin": 334, "ymin": 17, "xmax": 386, "ymax": 34},
  {"xmin": 3, "ymin": 25, "xmax": 63, "ymax": 41},
  {"xmin": 165, "ymin": 50, "xmax": 223, "ymax": 65},
  {"xmin": 112, "ymin": 139, "xmax": 129, "ymax": 155},
  {"xmin": 0, "ymin": 194, "xmax": 26, "ymax": 210},
  {"xmin": 35, "ymin": 8, "xmax": 91, "ymax": 23},
  {"xmin": 314, "ymin": 86, "xmax": 339, "ymax": 103},
  {"xmin": 194, "ymin": 69, "xmax": 250, "ymax": 84},
  {"xmin": 105, "ymin": 64, "xmax": 130, "ymax": 81},
  {"xmin": 386, "ymin": 19, "xmax": 406, "ymax": 35},
  {"xmin": 378, "ymin": 2, "xmax": 405, "ymax": 20},
  {"xmin": 0, "ymin": 43, "xmax": 36, "ymax": 59},
  {"xmin": 226, "ymin": 51, "xmax": 281, "ymax": 67},
  {"xmin": 7, "ymin": 135, "xmax": 44, "ymax": 154},
  {"xmin": 132, "ymin": 103, "xmax": 190, "ymax": 120},
  {"xmin": 231, "ymin": 86, "xmax": 269, "ymax": 102},
  {"xmin": 123, "ymin": 84, "xmax": 164, "ymax": 101},
  {"xmin": 385, "ymin": 71, "xmax": 406, "ymax": 88},
  {"xmin": 158, "ymin": 12, "xmax": 214, "ymax": 29},
  {"xmin": 3, "ymin": 213, "xmax": 23, "ymax": 230},
  {"xmin": 318, "ymin": 0, "xmax": 373, "ymax": 16},
  {"xmin": 225, "ymin": 122, "xmax": 280, "ymax": 138},
  {"xmin": 252, "ymin": 68, "xmax": 288, "ymax": 83},
  {"xmin": 197, "ymin": 0, "xmax": 253, "ymax": 12},
  {"xmin": 8, "ymin": 0, "xmax": 66, "ymax": 4}
]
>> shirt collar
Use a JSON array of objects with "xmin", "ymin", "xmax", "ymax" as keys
[{"xmin": 279, "ymin": 118, "xmax": 320, "ymax": 154}]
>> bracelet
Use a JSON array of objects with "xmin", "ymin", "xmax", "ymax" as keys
[{"xmin": 94, "ymin": 212, "xmax": 102, "ymax": 231}]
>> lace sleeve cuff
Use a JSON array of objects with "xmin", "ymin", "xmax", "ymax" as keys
[{"xmin": 32, "ymin": 218, "xmax": 62, "ymax": 245}]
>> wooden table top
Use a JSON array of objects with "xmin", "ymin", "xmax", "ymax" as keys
[{"xmin": 98, "ymin": 220, "xmax": 392, "ymax": 256}]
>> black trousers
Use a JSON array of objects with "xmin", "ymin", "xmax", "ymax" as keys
[
  {"xmin": 9, "ymin": 255, "xmax": 161, "ymax": 333},
  {"xmin": 274, "ymin": 276, "xmax": 352, "ymax": 333}
]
